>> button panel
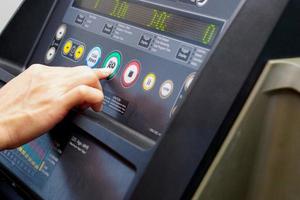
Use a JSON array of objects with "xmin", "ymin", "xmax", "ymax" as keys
[
  {"xmin": 44, "ymin": 24, "xmax": 68, "ymax": 64},
  {"xmin": 61, "ymin": 38, "xmax": 86, "ymax": 62},
  {"xmin": 45, "ymin": 13, "xmax": 204, "ymax": 140}
]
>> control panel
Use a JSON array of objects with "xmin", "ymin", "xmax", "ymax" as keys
[{"xmin": 42, "ymin": 0, "xmax": 233, "ymax": 140}]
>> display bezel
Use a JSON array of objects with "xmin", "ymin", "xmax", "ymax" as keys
[{"xmin": 72, "ymin": 0, "xmax": 224, "ymax": 48}]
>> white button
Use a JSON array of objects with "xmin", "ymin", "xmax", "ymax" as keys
[
  {"xmin": 184, "ymin": 72, "xmax": 196, "ymax": 91},
  {"xmin": 55, "ymin": 24, "xmax": 67, "ymax": 40},
  {"xmin": 86, "ymin": 47, "xmax": 102, "ymax": 68},
  {"xmin": 45, "ymin": 47, "xmax": 56, "ymax": 63},
  {"xmin": 196, "ymin": 0, "xmax": 208, "ymax": 7},
  {"xmin": 159, "ymin": 80, "xmax": 174, "ymax": 99},
  {"xmin": 121, "ymin": 61, "xmax": 141, "ymax": 88}
]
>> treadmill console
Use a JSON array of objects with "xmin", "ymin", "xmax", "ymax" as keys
[
  {"xmin": 0, "ymin": 0, "xmax": 285, "ymax": 199},
  {"xmin": 42, "ymin": 0, "xmax": 233, "ymax": 140}
]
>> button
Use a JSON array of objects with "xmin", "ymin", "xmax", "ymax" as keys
[
  {"xmin": 55, "ymin": 24, "xmax": 67, "ymax": 40},
  {"xmin": 139, "ymin": 34, "xmax": 153, "ymax": 48},
  {"xmin": 179, "ymin": 0, "xmax": 208, "ymax": 7},
  {"xmin": 143, "ymin": 73, "xmax": 156, "ymax": 91},
  {"xmin": 159, "ymin": 80, "xmax": 174, "ymax": 99},
  {"xmin": 74, "ymin": 45, "xmax": 85, "ymax": 61},
  {"xmin": 196, "ymin": 0, "xmax": 208, "ymax": 7},
  {"xmin": 103, "ymin": 23, "xmax": 114, "ymax": 35},
  {"xmin": 121, "ymin": 60, "xmax": 141, "ymax": 88},
  {"xmin": 75, "ymin": 14, "xmax": 85, "ymax": 24},
  {"xmin": 184, "ymin": 72, "xmax": 196, "ymax": 91},
  {"xmin": 45, "ymin": 47, "xmax": 56, "ymax": 63},
  {"xmin": 176, "ymin": 46, "xmax": 192, "ymax": 62},
  {"xmin": 102, "ymin": 51, "xmax": 122, "ymax": 80},
  {"xmin": 63, "ymin": 40, "xmax": 73, "ymax": 55},
  {"xmin": 86, "ymin": 47, "xmax": 102, "ymax": 68}
]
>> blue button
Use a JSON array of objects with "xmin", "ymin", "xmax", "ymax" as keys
[{"xmin": 86, "ymin": 47, "xmax": 102, "ymax": 68}]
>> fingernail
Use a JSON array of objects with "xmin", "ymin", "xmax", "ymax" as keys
[{"xmin": 97, "ymin": 68, "xmax": 113, "ymax": 76}]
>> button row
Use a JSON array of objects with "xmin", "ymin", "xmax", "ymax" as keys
[
  {"xmin": 62, "ymin": 39, "xmax": 85, "ymax": 62},
  {"xmin": 62, "ymin": 41, "xmax": 177, "ymax": 99},
  {"xmin": 45, "ymin": 24, "xmax": 67, "ymax": 64}
]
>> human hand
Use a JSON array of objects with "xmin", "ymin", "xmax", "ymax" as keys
[{"xmin": 0, "ymin": 64, "xmax": 111, "ymax": 149}]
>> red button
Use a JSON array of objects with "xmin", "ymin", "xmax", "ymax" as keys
[{"xmin": 121, "ymin": 60, "xmax": 141, "ymax": 88}]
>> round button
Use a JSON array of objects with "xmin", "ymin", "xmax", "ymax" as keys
[
  {"xmin": 184, "ymin": 72, "xmax": 196, "ymax": 91},
  {"xmin": 121, "ymin": 60, "xmax": 141, "ymax": 88},
  {"xmin": 74, "ymin": 45, "xmax": 85, "ymax": 61},
  {"xmin": 102, "ymin": 51, "xmax": 122, "ymax": 80},
  {"xmin": 86, "ymin": 47, "xmax": 102, "ymax": 68},
  {"xmin": 159, "ymin": 80, "xmax": 174, "ymax": 99},
  {"xmin": 143, "ymin": 73, "xmax": 156, "ymax": 91},
  {"xmin": 45, "ymin": 47, "xmax": 56, "ymax": 63},
  {"xmin": 56, "ymin": 24, "xmax": 67, "ymax": 40},
  {"xmin": 196, "ymin": 0, "xmax": 208, "ymax": 7},
  {"xmin": 63, "ymin": 40, "xmax": 73, "ymax": 55}
]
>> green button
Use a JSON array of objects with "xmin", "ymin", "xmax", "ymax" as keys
[{"xmin": 102, "ymin": 51, "xmax": 122, "ymax": 80}]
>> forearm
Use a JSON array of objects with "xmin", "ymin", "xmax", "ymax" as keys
[{"xmin": 0, "ymin": 117, "xmax": 13, "ymax": 150}]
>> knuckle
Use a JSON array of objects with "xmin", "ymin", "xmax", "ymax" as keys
[
  {"xmin": 28, "ymin": 64, "xmax": 47, "ymax": 77},
  {"xmin": 29, "ymin": 64, "xmax": 44, "ymax": 71},
  {"xmin": 78, "ymin": 66, "xmax": 98, "ymax": 81},
  {"xmin": 77, "ymin": 85, "xmax": 88, "ymax": 96}
]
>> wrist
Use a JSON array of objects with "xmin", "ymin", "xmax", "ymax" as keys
[{"xmin": 0, "ymin": 118, "xmax": 12, "ymax": 150}]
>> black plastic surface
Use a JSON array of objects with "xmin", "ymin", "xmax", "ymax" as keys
[{"xmin": 0, "ymin": 0, "xmax": 57, "ymax": 72}]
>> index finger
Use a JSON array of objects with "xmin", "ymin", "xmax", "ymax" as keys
[{"xmin": 93, "ymin": 68, "xmax": 114, "ymax": 80}]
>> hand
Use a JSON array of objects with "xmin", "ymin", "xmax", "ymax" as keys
[{"xmin": 0, "ymin": 64, "xmax": 111, "ymax": 150}]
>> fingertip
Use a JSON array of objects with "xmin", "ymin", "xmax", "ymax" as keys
[{"xmin": 93, "ymin": 68, "xmax": 114, "ymax": 80}]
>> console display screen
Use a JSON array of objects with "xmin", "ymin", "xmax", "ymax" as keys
[{"xmin": 73, "ymin": 0, "xmax": 222, "ymax": 47}]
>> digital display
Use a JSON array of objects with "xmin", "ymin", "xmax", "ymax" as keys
[{"xmin": 73, "ymin": 0, "xmax": 222, "ymax": 47}]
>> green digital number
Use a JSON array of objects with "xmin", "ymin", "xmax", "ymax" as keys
[
  {"xmin": 110, "ymin": 0, "xmax": 129, "ymax": 19},
  {"xmin": 148, "ymin": 10, "xmax": 171, "ymax": 31},
  {"xmin": 202, "ymin": 24, "xmax": 217, "ymax": 45},
  {"xmin": 94, "ymin": 0, "xmax": 102, "ymax": 9}
]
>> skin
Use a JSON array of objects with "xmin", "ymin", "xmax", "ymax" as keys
[{"xmin": 0, "ymin": 64, "xmax": 112, "ymax": 150}]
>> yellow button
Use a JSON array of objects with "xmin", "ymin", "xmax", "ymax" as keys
[
  {"xmin": 143, "ymin": 73, "xmax": 156, "ymax": 91},
  {"xmin": 63, "ymin": 40, "xmax": 73, "ymax": 55},
  {"xmin": 74, "ymin": 45, "xmax": 85, "ymax": 60}
]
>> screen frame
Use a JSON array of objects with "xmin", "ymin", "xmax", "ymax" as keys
[{"xmin": 72, "ymin": 0, "xmax": 225, "ymax": 48}]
